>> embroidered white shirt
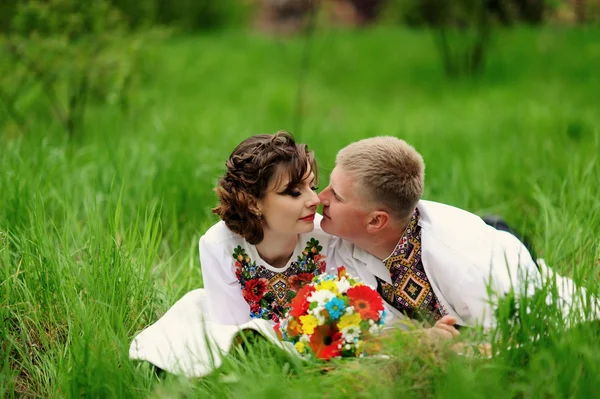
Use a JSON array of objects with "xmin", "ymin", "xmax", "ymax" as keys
[{"xmin": 199, "ymin": 214, "xmax": 332, "ymax": 326}]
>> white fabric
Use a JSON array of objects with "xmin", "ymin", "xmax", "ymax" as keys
[
  {"xmin": 326, "ymin": 200, "xmax": 595, "ymax": 329},
  {"xmin": 129, "ymin": 216, "xmax": 331, "ymax": 377},
  {"xmin": 128, "ymin": 289, "xmax": 298, "ymax": 378},
  {"xmin": 199, "ymin": 214, "xmax": 332, "ymax": 325}
]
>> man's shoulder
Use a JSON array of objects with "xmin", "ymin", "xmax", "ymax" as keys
[
  {"xmin": 417, "ymin": 200, "xmax": 501, "ymax": 270},
  {"xmin": 418, "ymin": 200, "xmax": 484, "ymax": 225},
  {"xmin": 417, "ymin": 200, "xmax": 491, "ymax": 241}
]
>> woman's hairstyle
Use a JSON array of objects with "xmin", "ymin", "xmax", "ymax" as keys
[
  {"xmin": 336, "ymin": 136, "xmax": 424, "ymax": 223},
  {"xmin": 213, "ymin": 130, "xmax": 317, "ymax": 245}
]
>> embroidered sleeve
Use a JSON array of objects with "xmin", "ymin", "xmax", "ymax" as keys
[{"xmin": 199, "ymin": 237, "xmax": 251, "ymax": 325}]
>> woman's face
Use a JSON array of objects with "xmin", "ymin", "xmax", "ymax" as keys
[{"xmin": 256, "ymin": 165, "xmax": 320, "ymax": 237}]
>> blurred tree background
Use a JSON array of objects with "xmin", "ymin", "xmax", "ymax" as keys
[
  {"xmin": 1, "ymin": 0, "xmax": 599, "ymax": 137},
  {"xmin": 2, "ymin": 0, "xmax": 600, "ymax": 138}
]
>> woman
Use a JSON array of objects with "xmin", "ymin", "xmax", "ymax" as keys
[
  {"xmin": 129, "ymin": 131, "xmax": 332, "ymax": 377},
  {"xmin": 200, "ymin": 132, "xmax": 330, "ymax": 325}
]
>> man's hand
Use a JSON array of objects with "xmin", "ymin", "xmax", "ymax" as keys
[{"xmin": 424, "ymin": 315, "xmax": 460, "ymax": 342}]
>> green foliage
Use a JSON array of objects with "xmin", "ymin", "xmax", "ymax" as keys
[
  {"xmin": 2, "ymin": 26, "xmax": 600, "ymax": 398},
  {"xmin": 152, "ymin": 0, "xmax": 250, "ymax": 32},
  {"xmin": 384, "ymin": 0, "xmax": 549, "ymax": 26},
  {"xmin": 0, "ymin": 0, "xmax": 167, "ymax": 137},
  {"xmin": 383, "ymin": 0, "xmax": 496, "ymax": 77}
]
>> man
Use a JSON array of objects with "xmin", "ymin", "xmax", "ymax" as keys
[{"xmin": 320, "ymin": 136, "xmax": 582, "ymax": 330}]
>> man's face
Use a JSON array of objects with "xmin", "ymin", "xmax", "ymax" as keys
[{"xmin": 318, "ymin": 165, "xmax": 371, "ymax": 241}]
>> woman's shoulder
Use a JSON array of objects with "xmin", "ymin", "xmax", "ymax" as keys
[{"xmin": 200, "ymin": 221, "xmax": 243, "ymax": 247}]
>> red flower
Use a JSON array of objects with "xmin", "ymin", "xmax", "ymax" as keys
[
  {"xmin": 242, "ymin": 278, "xmax": 268, "ymax": 303},
  {"xmin": 318, "ymin": 261, "xmax": 327, "ymax": 273},
  {"xmin": 337, "ymin": 266, "xmax": 347, "ymax": 279},
  {"xmin": 289, "ymin": 273, "xmax": 315, "ymax": 291},
  {"xmin": 309, "ymin": 324, "xmax": 343, "ymax": 360},
  {"xmin": 289, "ymin": 284, "xmax": 315, "ymax": 318},
  {"xmin": 346, "ymin": 285, "xmax": 384, "ymax": 320},
  {"xmin": 273, "ymin": 322, "xmax": 282, "ymax": 340},
  {"xmin": 249, "ymin": 302, "xmax": 261, "ymax": 314}
]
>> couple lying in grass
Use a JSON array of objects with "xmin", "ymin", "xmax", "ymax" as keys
[{"xmin": 130, "ymin": 131, "xmax": 595, "ymax": 377}]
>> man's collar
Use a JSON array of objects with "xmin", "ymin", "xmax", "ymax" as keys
[{"xmin": 352, "ymin": 244, "xmax": 393, "ymax": 284}]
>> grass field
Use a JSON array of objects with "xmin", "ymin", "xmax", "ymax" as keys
[{"xmin": 2, "ymin": 26, "xmax": 600, "ymax": 398}]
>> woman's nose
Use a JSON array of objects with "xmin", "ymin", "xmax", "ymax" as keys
[{"xmin": 307, "ymin": 189, "xmax": 321, "ymax": 207}]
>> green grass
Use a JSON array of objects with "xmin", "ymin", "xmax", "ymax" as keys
[{"xmin": 2, "ymin": 25, "xmax": 600, "ymax": 398}]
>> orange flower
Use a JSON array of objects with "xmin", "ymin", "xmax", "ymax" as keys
[
  {"xmin": 286, "ymin": 318, "xmax": 303, "ymax": 337},
  {"xmin": 309, "ymin": 324, "xmax": 343, "ymax": 360},
  {"xmin": 346, "ymin": 285, "xmax": 384, "ymax": 320}
]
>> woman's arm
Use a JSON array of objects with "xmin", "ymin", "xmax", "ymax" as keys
[{"xmin": 199, "ymin": 236, "xmax": 251, "ymax": 326}]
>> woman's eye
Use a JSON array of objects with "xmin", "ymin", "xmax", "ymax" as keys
[
  {"xmin": 311, "ymin": 186, "xmax": 318, "ymax": 192},
  {"xmin": 289, "ymin": 191, "xmax": 301, "ymax": 198}
]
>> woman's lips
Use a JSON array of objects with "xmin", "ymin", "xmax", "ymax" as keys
[{"xmin": 300, "ymin": 213, "xmax": 315, "ymax": 222}]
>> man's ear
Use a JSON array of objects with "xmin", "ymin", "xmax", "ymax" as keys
[{"xmin": 366, "ymin": 210, "xmax": 390, "ymax": 233}]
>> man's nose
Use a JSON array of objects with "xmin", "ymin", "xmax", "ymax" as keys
[{"xmin": 318, "ymin": 186, "xmax": 330, "ymax": 204}]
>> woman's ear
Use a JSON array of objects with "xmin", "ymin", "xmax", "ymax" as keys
[
  {"xmin": 366, "ymin": 211, "xmax": 390, "ymax": 233},
  {"xmin": 248, "ymin": 198, "xmax": 263, "ymax": 219}
]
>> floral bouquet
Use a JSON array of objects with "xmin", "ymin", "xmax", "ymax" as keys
[{"xmin": 277, "ymin": 267, "xmax": 386, "ymax": 360}]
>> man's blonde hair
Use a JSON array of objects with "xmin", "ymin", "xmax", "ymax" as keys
[{"xmin": 336, "ymin": 136, "xmax": 425, "ymax": 222}]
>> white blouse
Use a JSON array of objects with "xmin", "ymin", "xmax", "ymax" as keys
[{"xmin": 199, "ymin": 215, "xmax": 332, "ymax": 326}]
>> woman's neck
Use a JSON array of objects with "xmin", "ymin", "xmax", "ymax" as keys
[{"xmin": 255, "ymin": 230, "xmax": 299, "ymax": 269}]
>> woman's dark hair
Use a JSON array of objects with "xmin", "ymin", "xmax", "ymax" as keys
[{"xmin": 213, "ymin": 130, "xmax": 317, "ymax": 245}]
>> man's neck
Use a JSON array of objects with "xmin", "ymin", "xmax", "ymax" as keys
[
  {"xmin": 255, "ymin": 230, "xmax": 298, "ymax": 268},
  {"xmin": 356, "ymin": 221, "xmax": 409, "ymax": 261}
]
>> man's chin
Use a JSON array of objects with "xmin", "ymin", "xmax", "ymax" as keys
[{"xmin": 319, "ymin": 216, "xmax": 334, "ymax": 234}]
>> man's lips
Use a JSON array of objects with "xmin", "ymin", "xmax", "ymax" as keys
[{"xmin": 300, "ymin": 213, "xmax": 315, "ymax": 221}]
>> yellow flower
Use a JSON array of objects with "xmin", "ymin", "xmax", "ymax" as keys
[
  {"xmin": 338, "ymin": 313, "xmax": 362, "ymax": 330},
  {"xmin": 295, "ymin": 341, "xmax": 306, "ymax": 353},
  {"xmin": 299, "ymin": 314, "xmax": 318, "ymax": 335},
  {"xmin": 316, "ymin": 280, "xmax": 338, "ymax": 294}
]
